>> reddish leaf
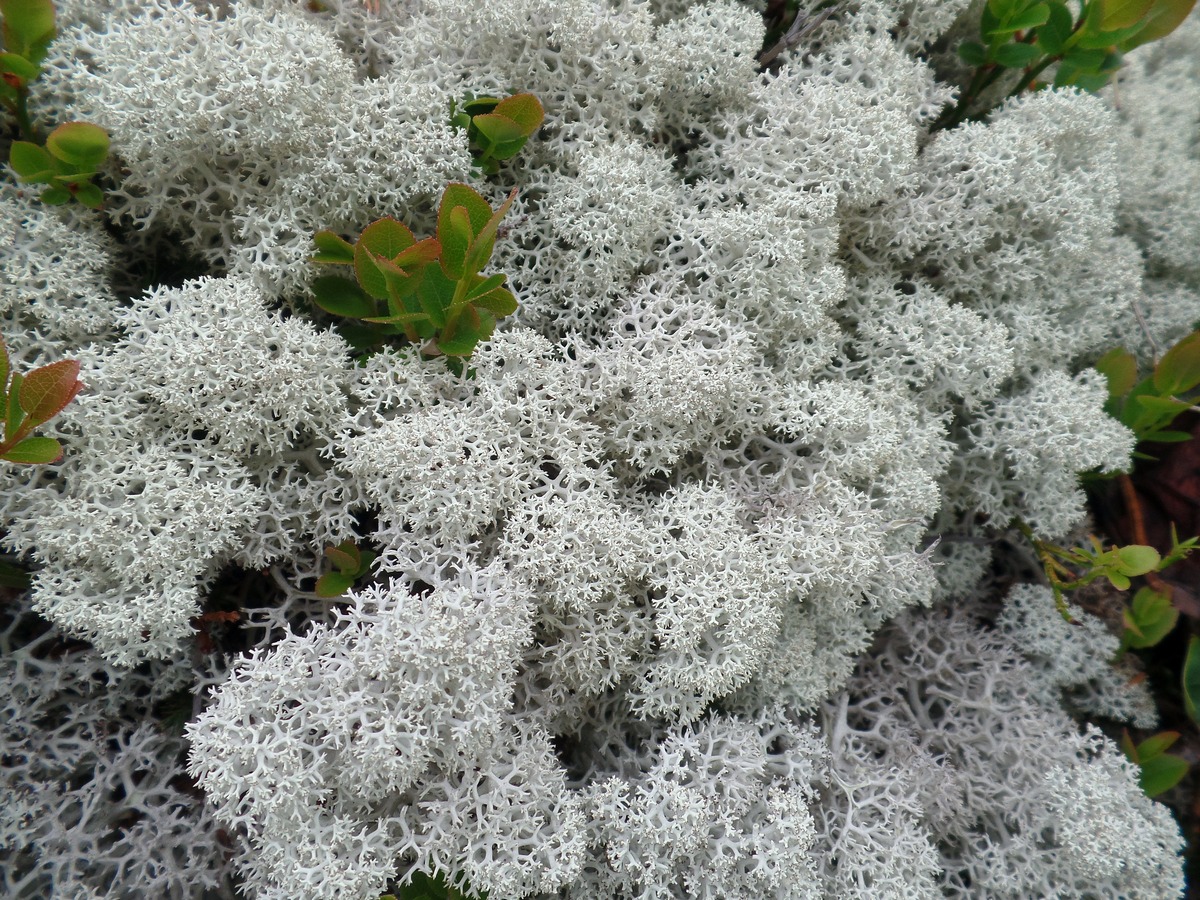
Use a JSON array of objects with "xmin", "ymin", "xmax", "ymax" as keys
[{"xmin": 18, "ymin": 358, "xmax": 81, "ymax": 426}]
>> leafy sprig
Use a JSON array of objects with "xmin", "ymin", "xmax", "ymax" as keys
[
  {"xmin": 311, "ymin": 182, "xmax": 519, "ymax": 361},
  {"xmin": 936, "ymin": 0, "xmax": 1197, "ymax": 131},
  {"xmin": 0, "ymin": 335, "xmax": 83, "ymax": 465},
  {"xmin": 1095, "ymin": 330, "xmax": 1200, "ymax": 455},
  {"xmin": 449, "ymin": 92, "xmax": 544, "ymax": 175}
]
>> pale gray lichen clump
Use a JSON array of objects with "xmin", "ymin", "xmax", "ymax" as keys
[{"xmin": 1, "ymin": 0, "xmax": 1195, "ymax": 897}]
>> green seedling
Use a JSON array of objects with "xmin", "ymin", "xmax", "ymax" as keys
[
  {"xmin": 314, "ymin": 540, "xmax": 376, "ymax": 598},
  {"xmin": 450, "ymin": 92, "xmax": 544, "ymax": 175},
  {"xmin": 311, "ymin": 181, "xmax": 519, "ymax": 362},
  {"xmin": 936, "ymin": 0, "xmax": 1198, "ymax": 131},
  {"xmin": 0, "ymin": 335, "xmax": 82, "ymax": 465},
  {"xmin": 1121, "ymin": 729, "xmax": 1189, "ymax": 797},
  {"xmin": 1096, "ymin": 331, "xmax": 1200, "ymax": 456}
]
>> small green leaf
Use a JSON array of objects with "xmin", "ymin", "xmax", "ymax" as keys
[
  {"xmin": 472, "ymin": 113, "xmax": 526, "ymax": 148},
  {"xmin": 1123, "ymin": 586, "xmax": 1178, "ymax": 648},
  {"xmin": 0, "ymin": 558, "xmax": 31, "ymax": 589},
  {"xmin": 1138, "ymin": 752, "xmax": 1188, "ymax": 797},
  {"xmin": 314, "ymin": 570, "xmax": 356, "ymax": 598},
  {"xmin": 1120, "ymin": 728, "xmax": 1139, "ymax": 761},
  {"xmin": 2, "ymin": 435, "xmax": 62, "ymax": 464},
  {"xmin": 1008, "ymin": 2, "xmax": 1052, "ymax": 30},
  {"xmin": 18, "ymin": 358, "xmax": 81, "ymax": 426},
  {"xmin": 1094, "ymin": 347, "xmax": 1138, "ymax": 398},
  {"xmin": 462, "ymin": 188, "xmax": 517, "ymax": 277},
  {"xmin": 0, "ymin": 0, "xmax": 55, "ymax": 59},
  {"xmin": 1184, "ymin": 635, "xmax": 1200, "ymax": 722},
  {"xmin": 357, "ymin": 216, "xmax": 416, "ymax": 260},
  {"xmin": 391, "ymin": 236, "xmax": 441, "ymax": 269},
  {"xmin": 1145, "ymin": 429, "xmax": 1193, "ymax": 443},
  {"xmin": 1119, "ymin": 0, "xmax": 1197, "ymax": 50},
  {"xmin": 1115, "ymin": 544, "xmax": 1161, "ymax": 576},
  {"xmin": 72, "ymin": 180, "xmax": 103, "ymax": 209},
  {"xmin": 1137, "ymin": 731, "xmax": 1181, "ymax": 759},
  {"xmin": 958, "ymin": 40, "xmax": 988, "ymax": 65},
  {"xmin": 470, "ymin": 286, "xmax": 518, "ymax": 318},
  {"xmin": 1036, "ymin": 1, "xmax": 1075, "ymax": 53},
  {"xmin": 45, "ymin": 122, "xmax": 109, "ymax": 169},
  {"xmin": 0, "ymin": 50, "xmax": 38, "ymax": 80},
  {"xmin": 437, "ymin": 183, "xmax": 493, "ymax": 279},
  {"xmin": 992, "ymin": 41, "xmax": 1043, "ymax": 67},
  {"xmin": 1107, "ymin": 570, "xmax": 1132, "ymax": 590},
  {"xmin": 1095, "ymin": 0, "xmax": 1154, "ymax": 29},
  {"xmin": 312, "ymin": 275, "xmax": 377, "ymax": 318},
  {"xmin": 325, "ymin": 542, "xmax": 360, "ymax": 572},
  {"xmin": 1074, "ymin": 19, "xmax": 1149, "ymax": 46},
  {"xmin": 1060, "ymin": 46, "xmax": 1110, "ymax": 69},
  {"xmin": 1153, "ymin": 330, "xmax": 1200, "ymax": 395},
  {"xmin": 9, "ymin": 140, "xmax": 53, "ymax": 181},
  {"xmin": 0, "ymin": 336, "xmax": 8, "ymax": 394},
  {"xmin": 491, "ymin": 92, "xmax": 544, "ymax": 134},
  {"xmin": 313, "ymin": 229, "xmax": 356, "ymax": 265},
  {"xmin": 437, "ymin": 306, "xmax": 494, "ymax": 357},
  {"xmin": 39, "ymin": 185, "xmax": 70, "ymax": 204}
]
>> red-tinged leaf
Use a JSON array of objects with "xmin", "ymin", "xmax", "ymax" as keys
[
  {"xmin": 1137, "ymin": 731, "xmax": 1181, "ymax": 759},
  {"xmin": 0, "ymin": 50, "xmax": 38, "ymax": 80},
  {"xmin": 1120, "ymin": 0, "xmax": 1196, "ymax": 48},
  {"xmin": 463, "ymin": 187, "xmax": 516, "ymax": 276},
  {"xmin": 18, "ymin": 358, "xmax": 81, "ymax": 426},
  {"xmin": 325, "ymin": 543, "xmax": 359, "ymax": 572},
  {"xmin": 314, "ymin": 570, "xmax": 356, "ymax": 598},
  {"xmin": 371, "ymin": 253, "xmax": 422, "ymax": 312},
  {"xmin": 313, "ymin": 229, "xmax": 355, "ymax": 265},
  {"xmin": 1094, "ymin": 347, "xmax": 1138, "ymax": 398},
  {"xmin": 357, "ymin": 216, "xmax": 415, "ymax": 260},
  {"xmin": 391, "ymin": 236, "xmax": 441, "ymax": 270},
  {"xmin": 45, "ymin": 122, "xmax": 108, "ymax": 169},
  {"xmin": 1139, "ymin": 752, "xmax": 1188, "ymax": 797},
  {"xmin": 353, "ymin": 241, "xmax": 389, "ymax": 300},
  {"xmin": 1153, "ymin": 330, "xmax": 1200, "ymax": 395},
  {"xmin": 311, "ymin": 275, "xmax": 376, "ymax": 318},
  {"xmin": 2, "ymin": 435, "xmax": 62, "ymax": 464},
  {"xmin": 491, "ymin": 92, "xmax": 544, "ymax": 134}
]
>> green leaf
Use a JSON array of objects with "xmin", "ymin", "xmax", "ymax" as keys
[
  {"xmin": 1060, "ymin": 46, "xmax": 1110, "ymax": 69},
  {"xmin": 2, "ymin": 435, "xmax": 61, "ymax": 464},
  {"xmin": 491, "ymin": 92, "xmax": 544, "ymax": 134},
  {"xmin": 18, "ymin": 358, "xmax": 81, "ymax": 426},
  {"xmin": 1153, "ymin": 330, "xmax": 1200, "ymax": 395},
  {"xmin": 1036, "ymin": 1, "xmax": 1075, "ymax": 53},
  {"xmin": 5, "ymin": 371, "xmax": 24, "ymax": 441},
  {"xmin": 1096, "ymin": 0, "xmax": 1154, "ymax": 28},
  {"xmin": 415, "ymin": 264, "xmax": 457, "ymax": 327},
  {"xmin": 992, "ymin": 41, "xmax": 1043, "ymax": 67},
  {"xmin": 1119, "ymin": 0, "xmax": 1198, "ymax": 50},
  {"xmin": 45, "ymin": 122, "xmax": 109, "ymax": 169},
  {"xmin": 325, "ymin": 542, "xmax": 360, "ymax": 572},
  {"xmin": 470, "ymin": 286, "xmax": 518, "ymax": 318},
  {"xmin": 1008, "ymin": 2, "xmax": 1052, "ymax": 30},
  {"xmin": 1138, "ymin": 752, "xmax": 1188, "ymax": 797},
  {"xmin": 1115, "ymin": 544, "xmax": 1161, "ymax": 576},
  {"xmin": 313, "ymin": 229, "xmax": 355, "ymax": 265},
  {"xmin": 1123, "ymin": 586, "xmax": 1178, "ymax": 648},
  {"xmin": 437, "ymin": 183, "xmax": 493, "ymax": 279},
  {"xmin": 1185, "ymin": 635, "xmax": 1200, "ymax": 722},
  {"xmin": 9, "ymin": 140, "xmax": 53, "ymax": 181},
  {"xmin": 0, "ymin": 558, "xmax": 30, "ymax": 589},
  {"xmin": 312, "ymin": 275, "xmax": 377, "ymax": 318},
  {"xmin": 39, "ymin": 184, "xmax": 70, "ymax": 204},
  {"xmin": 314, "ymin": 570, "xmax": 356, "ymax": 598},
  {"xmin": 0, "ymin": 50, "xmax": 38, "ymax": 80},
  {"xmin": 1137, "ymin": 731, "xmax": 1181, "ymax": 759},
  {"xmin": 72, "ymin": 180, "xmax": 103, "ymax": 209},
  {"xmin": 472, "ymin": 113, "xmax": 526, "ymax": 149},
  {"xmin": 392, "ymin": 236, "xmax": 441, "ymax": 270},
  {"xmin": 1145, "ymin": 429, "xmax": 1194, "ymax": 443},
  {"xmin": 1120, "ymin": 728, "xmax": 1139, "ymax": 761},
  {"xmin": 1074, "ymin": 19, "xmax": 1149, "ymax": 46},
  {"xmin": 0, "ymin": 0, "xmax": 55, "ymax": 59},
  {"xmin": 357, "ymin": 216, "xmax": 416, "ymax": 261},
  {"xmin": 1107, "ymin": 570, "xmax": 1132, "ymax": 590},
  {"xmin": 1094, "ymin": 347, "xmax": 1138, "ymax": 398},
  {"xmin": 462, "ymin": 187, "xmax": 517, "ymax": 277},
  {"xmin": 437, "ymin": 306, "xmax": 494, "ymax": 357},
  {"xmin": 0, "ymin": 336, "xmax": 8, "ymax": 394},
  {"xmin": 958, "ymin": 40, "xmax": 988, "ymax": 65}
]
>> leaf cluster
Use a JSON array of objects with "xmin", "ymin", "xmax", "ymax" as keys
[
  {"xmin": 449, "ymin": 92, "xmax": 544, "ymax": 175},
  {"xmin": 311, "ymin": 182, "xmax": 519, "ymax": 361},
  {"xmin": 1121, "ymin": 729, "xmax": 1189, "ymax": 797},
  {"xmin": 314, "ymin": 540, "xmax": 376, "ymax": 598},
  {"xmin": 938, "ymin": 0, "xmax": 1197, "ymax": 130},
  {"xmin": 1, "ymin": 0, "xmax": 110, "ymax": 208},
  {"xmin": 1096, "ymin": 331, "xmax": 1200, "ymax": 455},
  {"xmin": 0, "ymin": 335, "xmax": 83, "ymax": 465}
]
